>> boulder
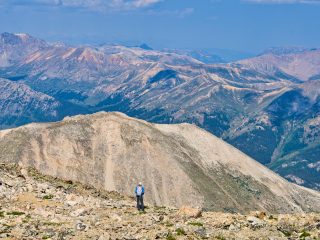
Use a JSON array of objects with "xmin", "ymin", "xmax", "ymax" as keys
[
  {"xmin": 70, "ymin": 208, "xmax": 88, "ymax": 217},
  {"xmin": 250, "ymin": 211, "xmax": 267, "ymax": 219},
  {"xmin": 247, "ymin": 216, "xmax": 265, "ymax": 229},
  {"xmin": 75, "ymin": 221, "xmax": 88, "ymax": 231},
  {"xmin": 177, "ymin": 206, "xmax": 202, "ymax": 218}
]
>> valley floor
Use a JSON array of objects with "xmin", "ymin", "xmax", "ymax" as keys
[{"xmin": 0, "ymin": 164, "xmax": 319, "ymax": 240}]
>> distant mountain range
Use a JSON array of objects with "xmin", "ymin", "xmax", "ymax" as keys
[
  {"xmin": 164, "ymin": 48, "xmax": 255, "ymax": 63},
  {"xmin": 239, "ymin": 47, "xmax": 320, "ymax": 81},
  {"xmin": 0, "ymin": 32, "xmax": 319, "ymax": 190}
]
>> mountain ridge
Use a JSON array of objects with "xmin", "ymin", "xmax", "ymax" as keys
[
  {"xmin": 0, "ymin": 32, "xmax": 319, "ymax": 190},
  {"xmin": 0, "ymin": 112, "xmax": 319, "ymax": 213}
]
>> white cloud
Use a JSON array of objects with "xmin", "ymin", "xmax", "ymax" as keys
[
  {"xmin": 178, "ymin": 7, "xmax": 194, "ymax": 18},
  {"xmin": 244, "ymin": 0, "xmax": 320, "ymax": 4},
  {"xmin": 110, "ymin": 0, "xmax": 161, "ymax": 10},
  {"xmin": 133, "ymin": 0, "xmax": 161, "ymax": 8},
  {"xmin": 0, "ymin": 0, "xmax": 162, "ymax": 11},
  {"xmin": 145, "ymin": 7, "xmax": 194, "ymax": 18}
]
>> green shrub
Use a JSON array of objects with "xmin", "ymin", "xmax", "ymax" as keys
[
  {"xmin": 300, "ymin": 229, "xmax": 311, "ymax": 239},
  {"xmin": 166, "ymin": 232, "xmax": 176, "ymax": 240},
  {"xmin": 279, "ymin": 230, "xmax": 292, "ymax": 237},
  {"xmin": 176, "ymin": 228, "xmax": 186, "ymax": 236},
  {"xmin": 216, "ymin": 235, "xmax": 226, "ymax": 240},
  {"xmin": 165, "ymin": 221, "xmax": 174, "ymax": 227},
  {"xmin": 188, "ymin": 221, "xmax": 203, "ymax": 227},
  {"xmin": 43, "ymin": 221, "xmax": 63, "ymax": 226},
  {"xmin": 42, "ymin": 194, "xmax": 54, "ymax": 200},
  {"xmin": 7, "ymin": 211, "xmax": 25, "ymax": 216}
]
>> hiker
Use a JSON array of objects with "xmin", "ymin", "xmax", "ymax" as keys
[{"xmin": 135, "ymin": 182, "xmax": 145, "ymax": 211}]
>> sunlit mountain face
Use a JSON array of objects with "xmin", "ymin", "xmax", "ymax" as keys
[{"xmin": 1, "ymin": 32, "xmax": 319, "ymax": 190}]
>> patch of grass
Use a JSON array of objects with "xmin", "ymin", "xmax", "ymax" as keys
[
  {"xmin": 0, "ymin": 224, "xmax": 12, "ymax": 234},
  {"xmin": 299, "ymin": 229, "xmax": 311, "ymax": 239},
  {"xmin": 42, "ymin": 236, "xmax": 50, "ymax": 239},
  {"xmin": 23, "ymin": 215, "xmax": 32, "ymax": 223},
  {"xmin": 7, "ymin": 211, "xmax": 25, "ymax": 216},
  {"xmin": 279, "ymin": 229, "xmax": 292, "ymax": 237},
  {"xmin": 0, "ymin": 211, "xmax": 4, "ymax": 218},
  {"xmin": 176, "ymin": 228, "xmax": 186, "ymax": 236},
  {"xmin": 155, "ymin": 206, "xmax": 166, "ymax": 210},
  {"xmin": 43, "ymin": 221, "xmax": 63, "ymax": 226},
  {"xmin": 166, "ymin": 232, "xmax": 176, "ymax": 240},
  {"xmin": 216, "ymin": 235, "xmax": 226, "ymax": 240},
  {"xmin": 188, "ymin": 221, "xmax": 204, "ymax": 227},
  {"xmin": 164, "ymin": 221, "xmax": 174, "ymax": 227},
  {"xmin": 42, "ymin": 194, "xmax": 54, "ymax": 200},
  {"xmin": 269, "ymin": 215, "xmax": 277, "ymax": 220}
]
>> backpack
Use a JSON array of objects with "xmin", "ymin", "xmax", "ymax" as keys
[{"xmin": 136, "ymin": 186, "xmax": 143, "ymax": 196}]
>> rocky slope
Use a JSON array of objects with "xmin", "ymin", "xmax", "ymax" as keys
[
  {"xmin": 0, "ymin": 78, "xmax": 61, "ymax": 128},
  {"xmin": 1, "ymin": 164, "xmax": 320, "ymax": 240},
  {"xmin": 0, "ymin": 32, "xmax": 319, "ymax": 190},
  {"xmin": 224, "ymin": 80, "xmax": 320, "ymax": 190},
  {"xmin": 238, "ymin": 47, "xmax": 320, "ymax": 81},
  {"xmin": 0, "ymin": 78, "xmax": 88, "ymax": 129},
  {"xmin": 0, "ymin": 112, "xmax": 319, "ymax": 214},
  {"xmin": 0, "ymin": 32, "xmax": 48, "ymax": 67}
]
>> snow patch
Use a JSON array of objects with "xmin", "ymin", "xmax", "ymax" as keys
[
  {"xmin": 285, "ymin": 175, "xmax": 305, "ymax": 185},
  {"xmin": 307, "ymin": 161, "xmax": 320, "ymax": 172}
]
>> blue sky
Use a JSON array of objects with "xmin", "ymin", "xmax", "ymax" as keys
[{"xmin": 0, "ymin": 0, "xmax": 319, "ymax": 52}]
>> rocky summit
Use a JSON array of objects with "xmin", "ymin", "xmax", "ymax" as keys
[
  {"xmin": 0, "ymin": 112, "xmax": 319, "ymax": 214},
  {"xmin": 0, "ymin": 164, "xmax": 320, "ymax": 240}
]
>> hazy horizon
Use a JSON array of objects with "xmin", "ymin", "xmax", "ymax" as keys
[{"xmin": 0, "ymin": 0, "xmax": 319, "ymax": 53}]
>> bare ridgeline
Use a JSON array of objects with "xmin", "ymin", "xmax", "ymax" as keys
[
  {"xmin": 0, "ymin": 112, "xmax": 320, "ymax": 239},
  {"xmin": 1, "ymin": 33, "xmax": 320, "ymax": 191}
]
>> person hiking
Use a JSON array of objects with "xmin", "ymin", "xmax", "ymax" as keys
[{"xmin": 135, "ymin": 182, "xmax": 145, "ymax": 211}]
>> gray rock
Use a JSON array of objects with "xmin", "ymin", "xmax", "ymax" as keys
[
  {"xmin": 37, "ymin": 183, "xmax": 50, "ymax": 191},
  {"xmin": 70, "ymin": 208, "xmax": 88, "ymax": 217},
  {"xmin": 229, "ymin": 223, "xmax": 241, "ymax": 231},
  {"xmin": 110, "ymin": 213, "xmax": 122, "ymax": 222},
  {"xmin": 75, "ymin": 221, "xmax": 88, "ymax": 231},
  {"xmin": 194, "ymin": 228, "xmax": 207, "ymax": 238},
  {"xmin": 20, "ymin": 168, "xmax": 29, "ymax": 178},
  {"xmin": 247, "ymin": 216, "xmax": 265, "ymax": 229}
]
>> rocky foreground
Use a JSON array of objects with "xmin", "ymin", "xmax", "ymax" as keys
[{"xmin": 0, "ymin": 164, "xmax": 319, "ymax": 240}]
